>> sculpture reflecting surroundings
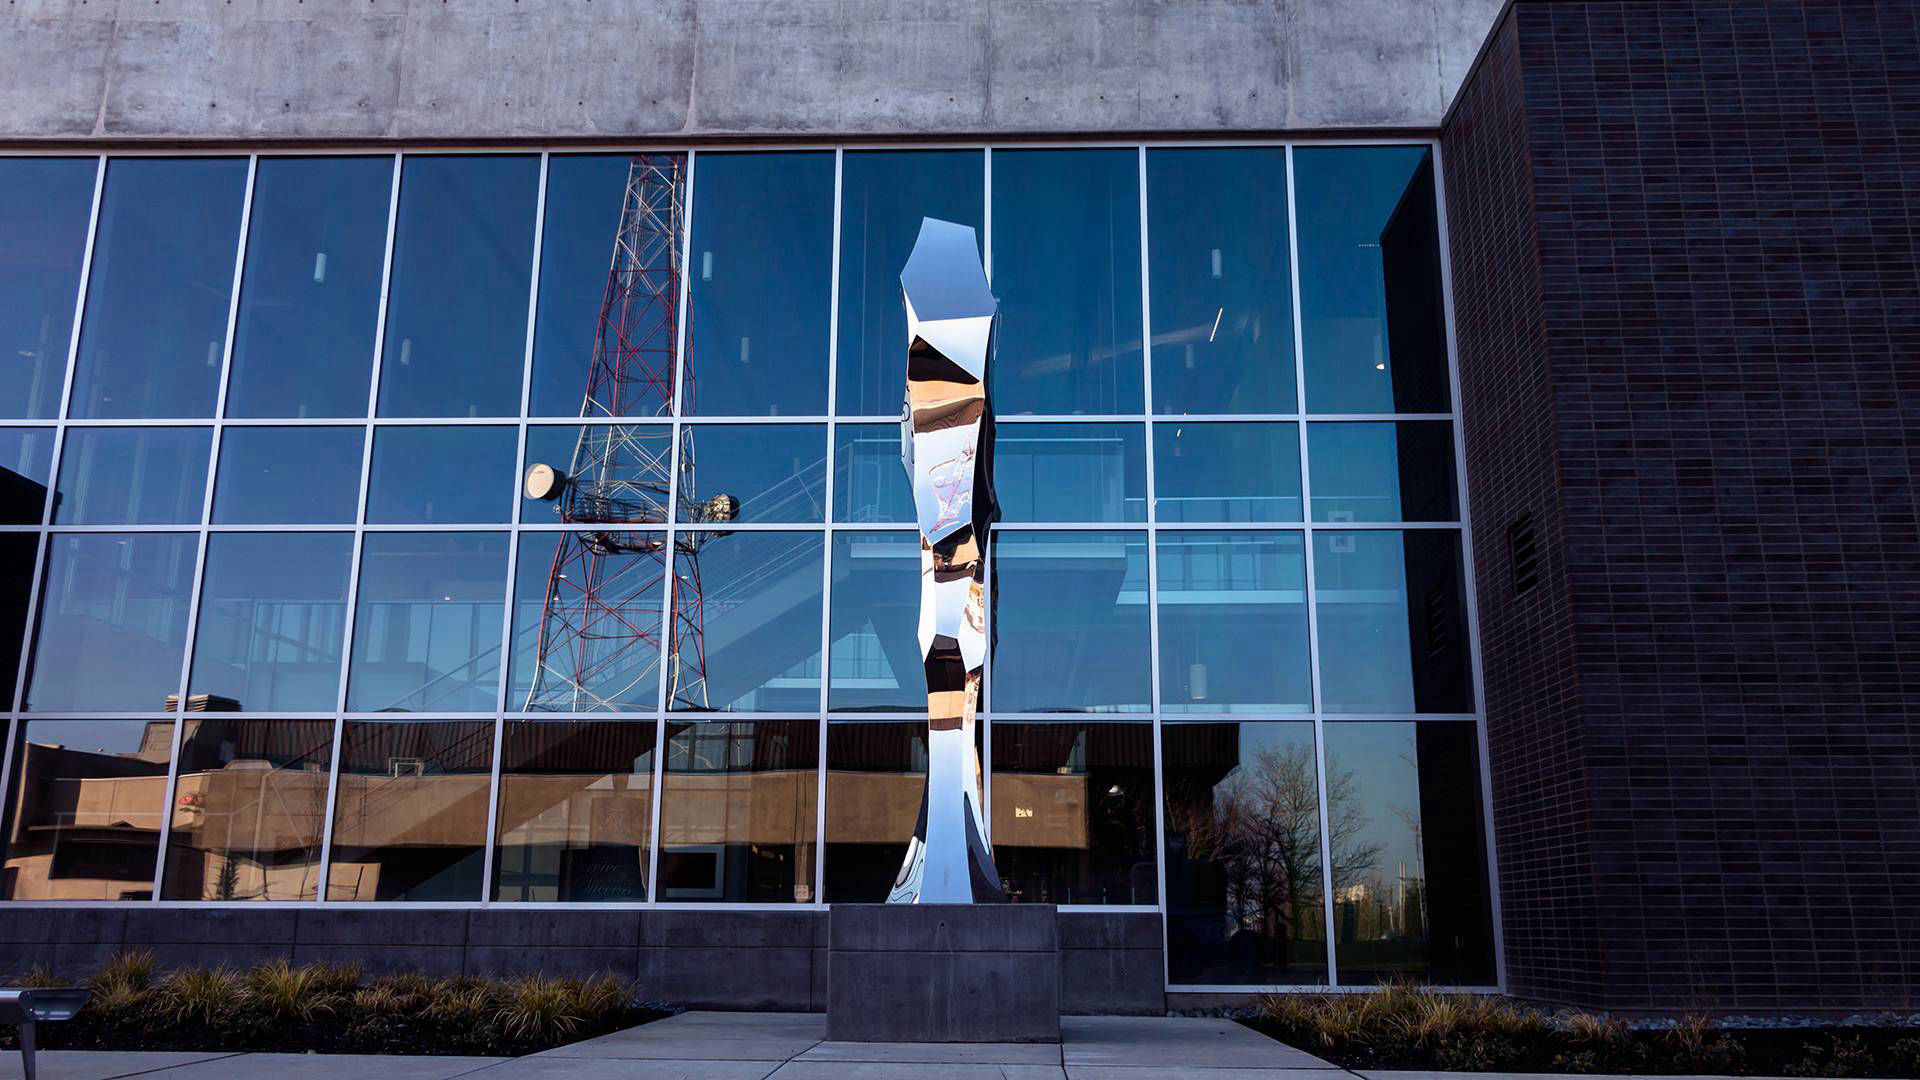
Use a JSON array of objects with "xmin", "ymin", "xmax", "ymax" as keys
[{"xmin": 889, "ymin": 218, "xmax": 1007, "ymax": 904}]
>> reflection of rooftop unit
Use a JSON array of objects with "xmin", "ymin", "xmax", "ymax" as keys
[{"xmin": 387, "ymin": 758, "xmax": 426, "ymax": 779}]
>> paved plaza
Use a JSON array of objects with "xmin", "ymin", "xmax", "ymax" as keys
[{"xmin": 0, "ymin": 1012, "xmax": 1815, "ymax": 1079}]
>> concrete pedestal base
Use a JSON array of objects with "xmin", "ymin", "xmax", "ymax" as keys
[{"xmin": 826, "ymin": 904, "xmax": 1061, "ymax": 1043}]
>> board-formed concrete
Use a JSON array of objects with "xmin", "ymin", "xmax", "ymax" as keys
[{"xmin": 0, "ymin": 0, "xmax": 1505, "ymax": 142}]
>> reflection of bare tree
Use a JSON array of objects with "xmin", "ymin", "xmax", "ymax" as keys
[{"xmin": 1171, "ymin": 739, "xmax": 1381, "ymax": 963}]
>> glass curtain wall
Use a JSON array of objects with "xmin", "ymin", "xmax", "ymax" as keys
[{"xmin": 0, "ymin": 143, "xmax": 1494, "ymax": 991}]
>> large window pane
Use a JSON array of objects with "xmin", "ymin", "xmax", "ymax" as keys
[
  {"xmin": 493, "ymin": 720, "xmax": 655, "ymax": 901},
  {"xmin": 990, "ymin": 150, "xmax": 1143, "ymax": 416},
  {"xmin": 0, "ymin": 158, "xmax": 95, "ymax": 419},
  {"xmin": 990, "ymin": 531, "xmax": 1149, "ymax": 714},
  {"xmin": 188, "ymin": 533, "xmax": 353, "ymax": 713},
  {"xmin": 377, "ymin": 155, "xmax": 538, "ymax": 418},
  {"xmin": 26, "ymin": 534, "xmax": 197, "ymax": 713},
  {"xmin": 1157, "ymin": 532, "xmax": 1310, "ymax": 713},
  {"xmin": 530, "ymin": 155, "xmax": 685, "ymax": 417},
  {"xmin": 994, "ymin": 422, "xmax": 1146, "ymax": 523},
  {"xmin": 1164, "ymin": 721, "xmax": 1327, "ymax": 985},
  {"xmin": 1147, "ymin": 148, "xmax": 1296, "ymax": 415},
  {"xmin": 520, "ymin": 423, "xmax": 672, "ymax": 525},
  {"xmin": 832, "ymin": 423, "xmax": 913, "ymax": 524},
  {"xmin": 160, "ymin": 718, "xmax": 332, "ymax": 901},
  {"xmin": 836, "ymin": 150, "xmax": 984, "ymax": 417},
  {"xmin": 659, "ymin": 719, "xmax": 817, "ymax": 902},
  {"xmin": 225, "ymin": 156, "xmax": 392, "ymax": 419},
  {"xmin": 828, "ymin": 532, "xmax": 920, "ymax": 713},
  {"xmin": 70, "ymin": 158, "xmax": 248, "ymax": 420},
  {"xmin": 365, "ymin": 425, "xmax": 517, "ymax": 524},
  {"xmin": 1326, "ymin": 722, "xmax": 1495, "ymax": 985},
  {"xmin": 508, "ymin": 532, "xmax": 666, "ymax": 712},
  {"xmin": 686, "ymin": 152, "xmax": 833, "ymax": 417},
  {"xmin": 990, "ymin": 721, "xmax": 1156, "ymax": 904},
  {"xmin": 346, "ymin": 533, "xmax": 509, "ymax": 713},
  {"xmin": 669, "ymin": 531, "xmax": 823, "ymax": 712},
  {"xmin": 823, "ymin": 720, "xmax": 932, "ymax": 901},
  {"xmin": 1295, "ymin": 147, "xmax": 1449, "ymax": 414},
  {"xmin": 1308, "ymin": 421, "xmax": 1458, "ymax": 522},
  {"xmin": 1152, "ymin": 422, "xmax": 1301, "ymax": 523},
  {"xmin": 53, "ymin": 427, "xmax": 211, "ymax": 525},
  {"xmin": 0, "ymin": 428, "xmax": 55, "ymax": 524},
  {"xmin": 0, "ymin": 535, "xmax": 36, "ymax": 707},
  {"xmin": 211, "ymin": 426, "xmax": 363, "ymax": 525},
  {"xmin": 0, "ymin": 719, "xmax": 172, "ymax": 900},
  {"xmin": 326, "ymin": 720, "xmax": 493, "ymax": 901},
  {"xmin": 676, "ymin": 425, "xmax": 826, "ymax": 524},
  {"xmin": 1313, "ymin": 530, "xmax": 1472, "ymax": 714}
]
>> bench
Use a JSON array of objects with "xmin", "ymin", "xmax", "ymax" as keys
[{"xmin": 0, "ymin": 988, "xmax": 90, "ymax": 1080}]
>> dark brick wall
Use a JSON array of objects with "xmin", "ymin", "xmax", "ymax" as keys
[{"xmin": 1443, "ymin": 0, "xmax": 1920, "ymax": 1010}]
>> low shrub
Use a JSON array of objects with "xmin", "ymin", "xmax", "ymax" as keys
[
  {"xmin": 1251, "ymin": 982, "xmax": 1920, "ymax": 1077},
  {"xmin": 0, "ymin": 953, "xmax": 669, "ymax": 1057}
]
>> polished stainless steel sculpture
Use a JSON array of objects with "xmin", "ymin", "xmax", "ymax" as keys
[{"xmin": 889, "ymin": 218, "xmax": 1007, "ymax": 904}]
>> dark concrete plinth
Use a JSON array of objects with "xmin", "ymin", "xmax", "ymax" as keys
[{"xmin": 827, "ymin": 904, "xmax": 1060, "ymax": 1043}]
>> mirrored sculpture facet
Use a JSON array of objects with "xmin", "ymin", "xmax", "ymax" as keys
[{"xmin": 890, "ymin": 218, "xmax": 1006, "ymax": 904}]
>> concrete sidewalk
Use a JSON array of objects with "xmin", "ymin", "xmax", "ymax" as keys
[{"xmin": 0, "ymin": 1014, "xmax": 1800, "ymax": 1079}]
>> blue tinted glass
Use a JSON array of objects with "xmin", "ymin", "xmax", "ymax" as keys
[
  {"xmin": 1326, "ymin": 722, "xmax": 1496, "ymax": 985},
  {"xmin": 1162, "ymin": 720, "xmax": 1326, "ymax": 984},
  {"xmin": 27, "ymin": 533, "xmax": 198, "ymax": 712},
  {"xmin": 0, "ymin": 429, "xmax": 54, "ymax": 525},
  {"xmin": 1308, "ymin": 421, "xmax": 1457, "ymax": 522},
  {"xmin": 833, "ymin": 423, "xmax": 913, "ymax": 524},
  {"xmin": 54, "ymin": 427, "xmax": 211, "ymax": 525},
  {"xmin": 994, "ymin": 422, "xmax": 1146, "ymax": 523},
  {"xmin": 226, "ymin": 157, "xmax": 392, "ymax": 419},
  {"xmin": 520, "ymin": 423, "xmax": 672, "ymax": 525},
  {"xmin": 530, "ymin": 155, "xmax": 683, "ymax": 417},
  {"xmin": 378, "ymin": 156, "xmax": 538, "ymax": 418},
  {"xmin": 0, "ymin": 159, "xmax": 95, "ymax": 419},
  {"xmin": 836, "ymin": 151, "xmax": 984, "ymax": 417},
  {"xmin": 990, "ymin": 531, "xmax": 1149, "ymax": 713},
  {"xmin": 677, "ymin": 424, "xmax": 826, "ymax": 524},
  {"xmin": 990, "ymin": 150, "xmax": 1143, "ymax": 416},
  {"xmin": 70, "ymin": 159, "xmax": 248, "ymax": 419},
  {"xmin": 1147, "ymin": 149, "xmax": 1296, "ymax": 414},
  {"xmin": 687, "ymin": 152, "xmax": 834, "ymax": 416},
  {"xmin": 1312, "ymin": 530, "xmax": 1472, "ymax": 714},
  {"xmin": 1295, "ymin": 147, "xmax": 1450, "ymax": 414},
  {"xmin": 366, "ymin": 425, "xmax": 517, "ymax": 524},
  {"xmin": 828, "ymin": 532, "xmax": 920, "ymax": 712},
  {"xmin": 346, "ymin": 533, "xmax": 509, "ymax": 713},
  {"xmin": 508, "ymin": 531, "xmax": 666, "ymax": 712},
  {"xmin": 669, "ymin": 531, "xmax": 823, "ymax": 712},
  {"xmin": 211, "ymin": 426, "xmax": 363, "ymax": 525},
  {"xmin": 1156, "ymin": 531, "xmax": 1310, "ymax": 713},
  {"xmin": 188, "ymin": 533, "xmax": 353, "ymax": 712},
  {"xmin": 1152, "ymin": 422, "xmax": 1301, "ymax": 523}
]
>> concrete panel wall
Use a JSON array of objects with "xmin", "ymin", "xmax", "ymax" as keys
[
  {"xmin": 0, "ymin": 907, "xmax": 1165, "ymax": 1015},
  {"xmin": 0, "ymin": 0, "xmax": 1505, "ymax": 142}
]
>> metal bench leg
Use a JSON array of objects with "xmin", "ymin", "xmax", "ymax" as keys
[{"xmin": 16, "ymin": 1019, "xmax": 34, "ymax": 1080}]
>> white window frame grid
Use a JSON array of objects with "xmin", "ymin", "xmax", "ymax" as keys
[{"xmin": 0, "ymin": 138, "xmax": 1503, "ymax": 995}]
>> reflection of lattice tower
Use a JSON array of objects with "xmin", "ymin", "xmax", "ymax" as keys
[{"xmin": 525, "ymin": 156, "xmax": 713, "ymax": 711}]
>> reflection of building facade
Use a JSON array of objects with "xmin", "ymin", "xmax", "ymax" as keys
[{"xmin": 1, "ymin": 0, "xmax": 1916, "ymax": 1014}]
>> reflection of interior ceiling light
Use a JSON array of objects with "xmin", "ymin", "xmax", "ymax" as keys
[
  {"xmin": 313, "ymin": 251, "xmax": 328, "ymax": 284},
  {"xmin": 399, "ymin": 338, "xmax": 413, "ymax": 366},
  {"xmin": 441, "ymin": 595, "xmax": 452, "ymax": 602},
  {"xmin": 1375, "ymin": 362, "xmax": 1386, "ymax": 370},
  {"xmin": 1106, "ymin": 784, "xmax": 1123, "ymax": 796},
  {"xmin": 1210, "ymin": 248, "xmax": 1223, "ymax": 279},
  {"xmin": 1208, "ymin": 307, "xmax": 1223, "ymax": 343},
  {"xmin": 701, "ymin": 251, "xmax": 713, "ymax": 281}
]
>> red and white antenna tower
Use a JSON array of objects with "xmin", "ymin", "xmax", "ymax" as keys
[{"xmin": 523, "ymin": 156, "xmax": 729, "ymax": 711}]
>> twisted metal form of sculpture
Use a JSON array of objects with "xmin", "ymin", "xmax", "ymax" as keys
[{"xmin": 888, "ymin": 218, "xmax": 1008, "ymax": 904}]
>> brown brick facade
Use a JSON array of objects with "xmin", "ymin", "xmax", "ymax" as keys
[{"xmin": 1443, "ymin": 0, "xmax": 1920, "ymax": 1010}]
